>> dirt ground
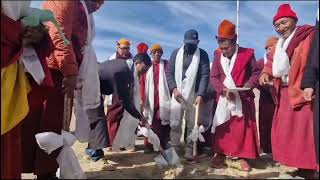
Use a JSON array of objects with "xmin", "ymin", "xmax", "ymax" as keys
[{"xmin": 21, "ymin": 89, "xmax": 310, "ymax": 179}]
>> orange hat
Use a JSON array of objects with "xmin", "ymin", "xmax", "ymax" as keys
[
  {"xmin": 264, "ymin": 36, "xmax": 279, "ymax": 49},
  {"xmin": 150, "ymin": 44, "xmax": 163, "ymax": 53},
  {"xmin": 216, "ymin": 19, "xmax": 236, "ymax": 40},
  {"xmin": 273, "ymin": 4, "xmax": 298, "ymax": 23},
  {"xmin": 117, "ymin": 38, "xmax": 131, "ymax": 46}
]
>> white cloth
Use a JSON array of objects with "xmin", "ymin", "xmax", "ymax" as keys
[
  {"xmin": 145, "ymin": 60, "xmax": 171, "ymax": 125},
  {"xmin": 170, "ymin": 46, "xmax": 200, "ymax": 127},
  {"xmin": 188, "ymin": 125, "xmax": 205, "ymax": 142},
  {"xmin": 211, "ymin": 45, "xmax": 243, "ymax": 133},
  {"xmin": 1, "ymin": 0, "xmax": 31, "ymax": 21},
  {"xmin": 74, "ymin": 1, "xmax": 101, "ymax": 142},
  {"xmin": 35, "ymin": 131, "xmax": 86, "ymax": 179},
  {"xmin": 263, "ymin": 53, "xmax": 268, "ymax": 65},
  {"xmin": 272, "ymin": 27, "xmax": 297, "ymax": 83},
  {"xmin": 112, "ymin": 66, "xmax": 141, "ymax": 150}
]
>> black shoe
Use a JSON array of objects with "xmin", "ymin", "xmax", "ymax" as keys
[{"xmin": 144, "ymin": 147, "xmax": 154, "ymax": 154}]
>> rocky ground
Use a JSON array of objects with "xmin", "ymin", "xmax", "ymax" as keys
[
  {"xmin": 22, "ymin": 137, "xmax": 306, "ymax": 179},
  {"xmin": 21, "ymin": 89, "xmax": 317, "ymax": 179}
]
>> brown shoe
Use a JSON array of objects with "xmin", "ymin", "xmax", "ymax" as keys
[
  {"xmin": 211, "ymin": 153, "xmax": 227, "ymax": 169},
  {"xmin": 227, "ymin": 158, "xmax": 251, "ymax": 172}
]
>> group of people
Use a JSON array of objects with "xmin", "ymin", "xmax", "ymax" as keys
[{"xmin": 1, "ymin": 0, "xmax": 319, "ymax": 179}]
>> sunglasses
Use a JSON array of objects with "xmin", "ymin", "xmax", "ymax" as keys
[{"xmin": 118, "ymin": 46, "xmax": 130, "ymax": 50}]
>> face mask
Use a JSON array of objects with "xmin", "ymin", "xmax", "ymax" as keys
[{"xmin": 184, "ymin": 43, "xmax": 197, "ymax": 54}]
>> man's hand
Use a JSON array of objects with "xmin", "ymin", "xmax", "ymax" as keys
[
  {"xmin": 259, "ymin": 73, "xmax": 272, "ymax": 86},
  {"xmin": 21, "ymin": 25, "xmax": 48, "ymax": 46},
  {"xmin": 303, "ymin": 88, "xmax": 314, "ymax": 101},
  {"xmin": 194, "ymin": 96, "xmax": 203, "ymax": 106},
  {"xmin": 173, "ymin": 88, "xmax": 183, "ymax": 103},
  {"xmin": 62, "ymin": 75, "xmax": 78, "ymax": 98},
  {"xmin": 139, "ymin": 116, "xmax": 149, "ymax": 128},
  {"xmin": 222, "ymin": 88, "xmax": 235, "ymax": 101}
]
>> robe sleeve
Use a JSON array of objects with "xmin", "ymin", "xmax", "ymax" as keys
[
  {"xmin": 210, "ymin": 57, "xmax": 225, "ymax": 95},
  {"xmin": 42, "ymin": 1, "xmax": 79, "ymax": 77},
  {"xmin": 245, "ymin": 54, "xmax": 260, "ymax": 88},
  {"xmin": 301, "ymin": 21, "xmax": 319, "ymax": 90},
  {"xmin": 114, "ymin": 71, "xmax": 142, "ymax": 120}
]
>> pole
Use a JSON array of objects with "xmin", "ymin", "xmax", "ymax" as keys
[{"xmin": 236, "ymin": 0, "xmax": 239, "ymax": 44}]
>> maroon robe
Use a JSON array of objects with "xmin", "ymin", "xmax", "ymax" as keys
[
  {"xmin": 21, "ymin": 1, "xmax": 89, "ymax": 175},
  {"xmin": 263, "ymin": 25, "xmax": 317, "ymax": 170},
  {"xmin": 140, "ymin": 60, "xmax": 171, "ymax": 149},
  {"xmin": 210, "ymin": 47, "xmax": 260, "ymax": 159},
  {"xmin": 256, "ymin": 59, "xmax": 275, "ymax": 154}
]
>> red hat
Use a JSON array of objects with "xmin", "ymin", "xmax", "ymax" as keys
[
  {"xmin": 273, "ymin": 4, "xmax": 298, "ymax": 23},
  {"xmin": 136, "ymin": 42, "xmax": 148, "ymax": 54},
  {"xmin": 216, "ymin": 19, "xmax": 236, "ymax": 40}
]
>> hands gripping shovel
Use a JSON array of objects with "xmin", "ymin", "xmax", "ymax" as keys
[{"xmin": 143, "ymin": 123, "xmax": 180, "ymax": 169}]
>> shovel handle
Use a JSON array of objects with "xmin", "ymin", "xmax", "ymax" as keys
[
  {"xmin": 193, "ymin": 103, "xmax": 200, "ymax": 157},
  {"xmin": 63, "ymin": 95, "xmax": 72, "ymax": 131}
]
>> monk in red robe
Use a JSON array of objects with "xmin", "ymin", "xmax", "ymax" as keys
[
  {"xmin": 210, "ymin": 19, "xmax": 260, "ymax": 171},
  {"xmin": 20, "ymin": 1, "xmax": 104, "ymax": 178},
  {"xmin": 1, "ymin": 2, "xmax": 54, "ymax": 179},
  {"xmin": 256, "ymin": 37, "xmax": 278, "ymax": 154},
  {"xmin": 140, "ymin": 44, "xmax": 171, "ymax": 153},
  {"xmin": 259, "ymin": 4, "xmax": 317, "ymax": 178}
]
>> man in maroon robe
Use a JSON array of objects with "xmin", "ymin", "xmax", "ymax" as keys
[
  {"xmin": 259, "ymin": 4, "xmax": 317, "ymax": 178},
  {"xmin": 140, "ymin": 44, "xmax": 171, "ymax": 153},
  {"xmin": 256, "ymin": 37, "xmax": 278, "ymax": 154},
  {"xmin": 20, "ymin": 1, "xmax": 104, "ymax": 178},
  {"xmin": 210, "ymin": 19, "xmax": 260, "ymax": 171}
]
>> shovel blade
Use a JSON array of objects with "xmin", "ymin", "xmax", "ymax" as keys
[
  {"xmin": 154, "ymin": 147, "xmax": 180, "ymax": 168},
  {"xmin": 164, "ymin": 147, "xmax": 180, "ymax": 166}
]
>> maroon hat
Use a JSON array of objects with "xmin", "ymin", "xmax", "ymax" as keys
[{"xmin": 273, "ymin": 4, "xmax": 298, "ymax": 23}]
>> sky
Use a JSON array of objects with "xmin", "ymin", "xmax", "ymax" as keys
[{"xmin": 31, "ymin": 1, "xmax": 319, "ymax": 62}]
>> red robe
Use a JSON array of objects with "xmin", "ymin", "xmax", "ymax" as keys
[
  {"xmin": 210, "ymin": 47, "xmax": 260, "ymax": 159},
  {"xmin": 262, "ymin": 25, "xmax": 317, "ymax": 170},
  {"xmin": 140, "ymin": 60, "xmax": 171, "ymax": 149},
  {"xmin": 1, "ymin": 13, "xmax": 53, "ymax": 178},
  {"xmin": 256, "ymin": 59, "xmax": 275, "ymax": 154}
]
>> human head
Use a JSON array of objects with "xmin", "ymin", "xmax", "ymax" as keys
[
  {"xmin": 116, "ymin": 38, "xmax": 131, "ymax": 59},
  {"xmin": 84, "ymin": 0, "xmax": 104, "ymax": 14},
  {"xmin": 150, "ymin": 44, "xmax": 163, "ymax": 62},
  {"xmin": 273, "ymin": 4, "xmax": 298, "ymax": 39},
  {"xmin": 264, "ymin": 36, "xmax": 279, "ymax": 56},
  {"xmin": 216, "ymin": 19, "xmax": 237, "ymax": 58},
  {"xmin": 134, "ymin": 43, "xmax": 152, "ymax": 75},
  {"xmin": 183, "ymin": 29, "xmax": 199, "ymax": 54}
]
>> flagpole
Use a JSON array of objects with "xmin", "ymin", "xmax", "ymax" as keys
[{"xmin": 236, "ymin": 0, "xmax": 239, "ymax": 44}]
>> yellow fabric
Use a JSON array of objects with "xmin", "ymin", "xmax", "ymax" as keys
[
  {"xmin": 150, "ymin": 44, "xmax": 163, "ymax": 53},
  {"xmin": 117, "ymin": 38, "xmax": 131, "ymax": 45},
  {"xmin": 1, "ymin": 62, "xmax": 31, "ymax": 135}
]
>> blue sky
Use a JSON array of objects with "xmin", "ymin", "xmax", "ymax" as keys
[{"xmin": 31, "ymin": 1, "xmax": 318, "ymax": 62}]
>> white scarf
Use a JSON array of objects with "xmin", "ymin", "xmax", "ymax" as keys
[
  {"xmin": 263, "ymin": 53, "xmax": 268, "ymax": 65},
  {"xmin": 74, "ymin": 1, "xmax": 101, "ymax": 141},
  {"xmin": 272, "ymin": 27, "xmax": 297, "ymax": 83},
  {"xmin": 211, "ymin": 45, "xmax": 243, "ymax": 133},
  {"xmin": 144, "ymin": 60, "xmax": 171, "ymax": 125},
  {"xmin": 112, "ymin": 66, "xmax": 140, "ymax": 150},
  {"xmin": 170, "ymin": 46, "xmax": 200, "ymax": 127}
]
